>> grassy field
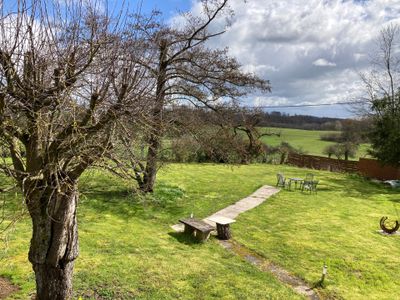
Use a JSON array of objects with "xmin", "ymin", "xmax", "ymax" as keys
[
  {"xmin": 260, "ymin": 127, "xmax": 370, "ymax": 159},
  {"xmin": 1, "ymin": 163, "xmax": 399, "ymax": 299}
]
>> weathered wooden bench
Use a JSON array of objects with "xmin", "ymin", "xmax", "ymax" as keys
[
  {"xmin": 179, "ymin": 218, "xmax": 214, "ymax": 242},
  {"xmin": 206, "ymin": 216, "xmax": 236, "ymax": 240}
]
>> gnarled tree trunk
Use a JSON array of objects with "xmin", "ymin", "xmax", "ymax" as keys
[{"xmin": 26, "ymin": 180, "xmax": 79, "ymax": 300}]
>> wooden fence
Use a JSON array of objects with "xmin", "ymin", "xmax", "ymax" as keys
[
  {"xmin": 287, "ymin": 153, "xmax": 400, "ymax": 180},
  {"xmin": 358, "ymin": 158, "xmax": 400, "ymax": 180}
]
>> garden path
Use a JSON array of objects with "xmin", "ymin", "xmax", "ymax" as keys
[
  {"xmin": 171, "ymin": 185, "xmax": 279, "ymax": 231},
  {"xmin": 171, "ymin": 185, "xmax": 321, "ymax": 300},
  {"xmin": 205, "ymin": 185, "xmax": 279, "ymax": 222}
]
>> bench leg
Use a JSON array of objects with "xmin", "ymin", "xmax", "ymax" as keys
[
  {"xmin": 184, "ymin": 225, "xmax": 194, "ymax": 235},
  {"xmin": 195, "ymin": 230, "xmax": 211, "ymax": 242},
  {"xmin": 216, "ymin": 224, "xmax": 232, "ymax": 240}
]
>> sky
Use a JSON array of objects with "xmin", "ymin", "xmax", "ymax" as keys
[
  {"xmin": 2, "ymin": 0, "xmax": 399, "ymax": 118},
  {"xmin": 139, "ymin": 0, "xmax": 192, "ymax": 16},
  {"xmin": 143, "ymin": 0, "xmax": 400, "ymax": 118}
]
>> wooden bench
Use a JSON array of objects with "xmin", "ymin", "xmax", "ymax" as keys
[
  {"xmin": 179, "ymin": 218, "xmax": 214, "ymax": 242},
  {"xmin": 206, "ymin": 216, "xmax": 235, "ymax": 240}
]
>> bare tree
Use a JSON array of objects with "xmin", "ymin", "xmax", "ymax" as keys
[
  {"xmin": 119, "ymin": 1, "xmax": 270, "ymax": 192},
  {"xmin": 360, "ymin": 24, "xmax": 400, "ymax": 113},
  {"xmin": 231, "ymin": 108, "xmax": 281, "ymax": 162},
  {"xmin": 0, "ymin": 1, "xmax": 152, "ymax": 298},
  {"xmin": 360, "ymin": 24, "xmax": 400, "ymax": 164},
  {"xmin": 163, "ymin": 106, "xmax": 279, "ymax": 164}
]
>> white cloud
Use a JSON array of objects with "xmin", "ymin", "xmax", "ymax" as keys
[
  {"xmin": 253, "ymin": 96, "xmax": 289, "ymax": 107},
  {"xmin": 241, "ymin": 64, "xmax": 279, "ymax": 74},
  {"xmin": 312, "ymin": 58, "xmax": 336, "ymax": 67},
  {"xmin": 183, "ymin": 0, "xmax": 400, "ymax": 117}
]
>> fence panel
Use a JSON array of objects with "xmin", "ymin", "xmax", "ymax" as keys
[
  {"xmin": 287, "ymin": 153, "xmax": 358, "ymax": 172},
  {"xmin": 287, "ymin": 153, "xmax": 400, "ymax": 180},
  {"xmin": 358, "ymin": 158, "xmax": 400, "ymax": 180}
]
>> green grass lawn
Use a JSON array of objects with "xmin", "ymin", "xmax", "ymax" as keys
[
  {"xmin": 260, "ymin": 127, "xmax": 370, "ymax": 159},
  {"xmin": 1, "ymin": 163, "xmax": 399, "ymax": 299},
  {"xmin": 0, "ymin": 166, "xmax": 302, "ymax": 300}
]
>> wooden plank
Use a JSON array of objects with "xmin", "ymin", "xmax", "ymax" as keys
[{"xmin": 179, "ymin": 218, "xmax": 214, "ymax": 232}]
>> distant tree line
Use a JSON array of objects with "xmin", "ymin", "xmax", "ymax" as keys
[{"xmin": 256, "ymin": 111, "xmax": 344, "ymax": 131}]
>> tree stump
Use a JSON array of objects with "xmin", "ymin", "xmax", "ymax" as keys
[
  {"xmin": 206, "ymin": 216, "xmax": 236, "ymax": 240},
  {"xmin": 216, "ymin": 223, "xmax": 232, "ymax": 240}
]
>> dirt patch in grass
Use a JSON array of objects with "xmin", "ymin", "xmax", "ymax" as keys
[
  {"xmin": 219, "ymin": 240, "xmax": 321, "ymax": 300},
  {"xmin": 0, "ymin": 277, "xmax": 19, "ymax": 299}
]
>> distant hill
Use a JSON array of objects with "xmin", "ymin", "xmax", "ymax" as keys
[{"xmin": 258, "ymin": 111, "xmax": 344, "ymax": 131}]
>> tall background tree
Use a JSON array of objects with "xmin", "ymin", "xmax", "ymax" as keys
[
  {"xmin": 119, "ymin": 0, "xmax": 270, "ymax": 192},
  {"xmin": 361, "ymin": 24, "xmax": 400, "ymax": 165},
  {"xmin": 0, "ymin": 1, "xmax": 152, "ymax": 298}
]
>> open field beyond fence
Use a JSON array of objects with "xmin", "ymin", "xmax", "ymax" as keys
[{"xmin": 260, "ymin": 127, "xmax": 371, "ymax": 160}]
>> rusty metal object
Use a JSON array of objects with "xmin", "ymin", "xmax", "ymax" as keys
[{"xmin": 380, "ymin": 216, "xmax": 400, "ymax": 234}]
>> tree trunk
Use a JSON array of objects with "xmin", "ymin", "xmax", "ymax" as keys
[
  {"xmin": 27, "ymin": 181, "xmax": 79, "ymax": 300},
  {"xmin": 141, "ymin": 40, "xmax": 168, "ymax": 193},
  {"xmin": 33, "ymin": 262, "xmax": 75, "ymax": 300},
  {"xmin": 142, "ymin": 136, "xmax": 160, "ymax": 193},
  {"xmin": 280, "ymin": 152, "xmax": 286, "ymax": 164}
]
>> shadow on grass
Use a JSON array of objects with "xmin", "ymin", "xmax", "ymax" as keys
[
  {"xmin": 323, "ymin": 174, "xmax": 400, "ymax": 199},
  {"xmin": 79, "ymin": 181, "xmax": 187, "ymax": 222},
  {"xmin": 388, "ymin": 198, "xmax": 400, "ymax": 204},
  {"xmin": 168, "ymin": 231, "xmax": 201, "ymax": 245}
]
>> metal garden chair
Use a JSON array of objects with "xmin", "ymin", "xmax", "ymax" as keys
[
  {"xmin": 300, "ymin": 173, "xmax": 314, "ymax": 190},
  {"xmin": 276, "ymin": 173, "xmax": 287, "ymax": 188},
  {"xmin": 302, "ymin": 180, "xmax": 319, "ymax": 194}
]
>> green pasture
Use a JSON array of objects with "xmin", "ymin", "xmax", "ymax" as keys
[
  {"xmin": 1, "ymin": 163, "xmax": 399, "ymax": 299},
  {"xmin": 260, "ymin": 127, "xmax": 371, "ymax": 159}
]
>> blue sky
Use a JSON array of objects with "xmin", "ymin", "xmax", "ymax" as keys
[
  {"xmin": 139, "ymin": 0, "xmax": 191, "ymax": 17},
  {"xmin": 2, "ymin": 1, "xmax": 191, "ymax": 19}
]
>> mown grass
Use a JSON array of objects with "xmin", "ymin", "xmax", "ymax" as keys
[
  {"xmin": 0, "ymin": 165, "xmax": 301, "ymax": 300},
  {"xmin": 1, "ymin": 163, "xmax": 399, "ymax": 299},
  {"xmin": 260, "ymin": 127, "xmax": 370, "ymax": 159},
  {"xmin": 230, "ymin": 168, "xmax": 400, "ymax": 299}
]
